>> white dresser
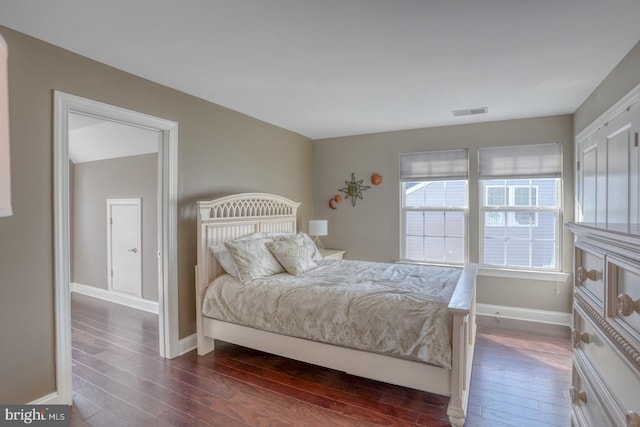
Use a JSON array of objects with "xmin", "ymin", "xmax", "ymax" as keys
[
  {"xmin": 569, "ymin": 84, "xmax": 640, "ymax": 427},
  {"xmin": 567, "ymin": 223, "xmax": 640, "ymax": 427}
]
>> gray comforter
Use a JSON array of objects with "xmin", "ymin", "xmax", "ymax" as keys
[{"xmin": 202, "ymin": 259, "xmax": 462, "ymax": 368}]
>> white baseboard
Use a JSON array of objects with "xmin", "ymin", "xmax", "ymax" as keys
[
  {"xmin": 178, "ymin": 334, "xmax": 197, "ymax": 356},
  {"xmin": 71, "ymin": 282, "xmax": 159, "ymax": 314},
  {"xmin": 477, "ymin": 303, "xmax": 572, "ymax": 327},
  {"xmin": 28, "ymin": 392, "xmax": 63, "ymax": 405}
]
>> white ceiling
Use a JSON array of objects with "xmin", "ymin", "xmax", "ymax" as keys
[
  {"xmin": 2, "ymin": 1, "xmax": 640, "ymax": 139},
  {"xmin": 68, "ymin": 113, "xmax": 159, "ymax": 164}
]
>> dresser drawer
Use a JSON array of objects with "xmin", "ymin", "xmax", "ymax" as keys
[
  {"xmin": 573, "ymin": 307, "xmax": 640, "ymax": 425},
  {"xmin": 571, "ymin": 357, "xmax": 614, "ymax": 427},
  {"xmin": 607, "ymin": 255, "xmax": 640, "ymax": 350},
  {"xmin": 575, "ymin": 243, "xmax": 605, "ymax": 312}
]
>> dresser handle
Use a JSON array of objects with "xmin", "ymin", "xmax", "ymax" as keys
[
  {"xmin": 570, "ymin": 387, "xmax": 587, "ymax": 404},
  {"xmin": 627, "ymin": 411, "xmax": 640, "ymax": 427},
  {"xmin": 571, "ymin": 329, "xmax": 590, "ymax": 348},
  {"xmin": 577, "ymin": 266, "xmax": 597, "ymax": 284},
  {"xmin": 617, "ymin": 293, "xmax": 640, "ymax": 317}
]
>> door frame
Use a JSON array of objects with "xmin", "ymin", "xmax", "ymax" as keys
[
  {"xmin": 53, "ymin": 91, "xmax": 179, "ymax": 404},
  {"xmin": 107, "ymin": 198, "xmax": 142, "ymax": 296}
]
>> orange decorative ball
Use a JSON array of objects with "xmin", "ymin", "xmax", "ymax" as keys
[
  {"xmin": 371, "ymin": 173, "xmax": 383, "ymax": 186},
  {"xmin": 334, "ymin": 194, "xmax": 343, "ymax": 203}
]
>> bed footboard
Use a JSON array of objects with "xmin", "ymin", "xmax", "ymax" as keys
[{"xmin": 446, "ymin": 263, "xmax": 478, "ymax": 427}]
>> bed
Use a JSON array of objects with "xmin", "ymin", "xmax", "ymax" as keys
[{"xmin": 195, "ymin": 193, "xmax": 477, "ymax": 427}]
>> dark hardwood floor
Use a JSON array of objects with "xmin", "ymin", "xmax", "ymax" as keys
[{"xmin": 70, "ymin": 293, "xmax": 572, "ymax": 427}]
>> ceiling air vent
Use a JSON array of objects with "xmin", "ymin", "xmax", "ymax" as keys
[{"xmin": 452, "ymin": 107, "xmax": 488, "ymax": 117}]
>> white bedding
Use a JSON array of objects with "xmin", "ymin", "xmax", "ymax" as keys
[{"xmin": 202, "ymin": 259, "xmax": 462, "ymax": 368}]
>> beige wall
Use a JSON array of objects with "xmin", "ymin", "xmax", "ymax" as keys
[
  {"xmin": 574, "ymin": 40, "xmax": 640, "ymax": 135},
  {"xmin": 73, "ymin": 153, "xmax": 159, "ymax": 301},
  {"xmin": 313, "ymin": 115, "xmax": 575, "ymax": 313},
  {"xmin": 0, "ymin": 26, "xmax": 313, "ymax": 403}
]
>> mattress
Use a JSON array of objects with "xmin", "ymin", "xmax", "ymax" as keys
[{"xmin": 201, "ymin": 259, "xmax": 462, "ymax": 368}]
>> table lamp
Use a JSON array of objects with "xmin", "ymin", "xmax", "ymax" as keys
[{"xmin": 308, "ymin": 220, "xmax": 328, "ymax": 251}]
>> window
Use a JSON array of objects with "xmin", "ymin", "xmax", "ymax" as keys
[
  {"xmin": 479, "ymin": 143, "xmax": 562, "ymax": 271},
  {"xmin": 400, "ymin": 149, "xmax": 468, "ymax": 264}
]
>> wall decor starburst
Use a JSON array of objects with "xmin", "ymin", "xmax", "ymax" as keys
[{"xmin": 339, "ymin": 173, "xmax": 370, "ymax": 206}]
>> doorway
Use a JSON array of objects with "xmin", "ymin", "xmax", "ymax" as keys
[{"xmin": 53, "ymin": 92, "xmax": 179, "ymax": 404}]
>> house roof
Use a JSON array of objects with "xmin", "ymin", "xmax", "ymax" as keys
[{"xmin": 1, "ymin": 0, "xmax": 640, "ymax": 139}]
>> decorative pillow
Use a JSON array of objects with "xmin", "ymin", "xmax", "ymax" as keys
[
  {"xmin": 296, "ymin": 232, "xmax": 323, "ymax": 261},
  {"xmin": 209, "ymin": 232, "xmax": 266, "ymax": 278},
  {"xmin": 224, "ymin": 237, "xmax": 284, "ymax": 283},
  {"xmin": 266, "ymin": 235, "xmax": 318, "ymax": 276}
]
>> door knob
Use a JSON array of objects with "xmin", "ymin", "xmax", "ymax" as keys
[
  {"xmin": 128, "ymin": 248, "xmax": 138, "ymax": 253},
  {"xmin": 571, "ymin": 329, "xmax": 590, "ymax": 348},
  {"xmin": 570, "ymin": 387, "xmax": 587, "ymax": 404},
  {"xmin": 617, "ymin": 293, "xmax": 640, "ymax": 317},
  {"xmin": 576, "ymin": 266, "xmax": 597, "ymax": 284}
]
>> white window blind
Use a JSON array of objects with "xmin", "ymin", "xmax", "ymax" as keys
[
  {"xmin": 401, "ymin": 149, "xmax": 468, "ymax": 181},
  {"xmin": 0, "ymin": 34, "xmax": 10, "ymax": 218},
  {"xmin": 479, "ymin": 142, "xmax": 562, "ymax": 179}
]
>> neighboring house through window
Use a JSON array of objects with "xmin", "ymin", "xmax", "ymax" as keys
[
  {"xmin": 485, "ymin": 183, "xmax": 539, "ymax": 227},
  {"xmin": 400, "ymin": 149, "xmax": 468, "ymax": 264},
  {"xmin": 479, "ymin": 143, "xmax": 562, "ymax": 271}
]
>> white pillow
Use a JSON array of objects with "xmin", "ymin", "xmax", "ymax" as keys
[
  {"xmin": 266, "ymin": 235, "xmax": 318, "ymax": 276},
  {"xmin": 210, "ymin": 243, "xmax": 240, "ymax": 277},
  {"xmin": 209, "ymin": 232, "xmax": 266, "ymax": 278},
  {"xmin": 224, "ymin": 237, "xmax": 284, "ymax": 283}
]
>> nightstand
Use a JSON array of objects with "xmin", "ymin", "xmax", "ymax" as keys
[{"xmin": 319, "ymin": 249, "xmax": 346, "ymax": 260}]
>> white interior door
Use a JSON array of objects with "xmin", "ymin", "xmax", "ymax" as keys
[{"xmin": 107, "ymin": 198, "xmax": 142, "ymax": 296}]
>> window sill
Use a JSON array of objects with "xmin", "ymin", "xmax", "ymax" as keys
[
  {"xmin": 396, "ymin": 260, "xmax": 464, "ymax": 268},
  {"xmin": 478, "ymin": 267, "xmax": 570, "ymax": 283}
]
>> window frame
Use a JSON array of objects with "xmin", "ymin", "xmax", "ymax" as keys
[
  {"xmin": 484, "ymin": 184, "xmax": 540, "ymax": 227},
  {"xmin": 479, "ymin": 177, "xmax": 562, "ymax": 272},
  {"xmin": 400, "ymin": 179, "xmax": 469, "ymax": 265}
]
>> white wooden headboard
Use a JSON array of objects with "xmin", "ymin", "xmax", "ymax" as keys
[{"xmin": 195, "ymin": 193, "xmax": 300, "ymax": 308}]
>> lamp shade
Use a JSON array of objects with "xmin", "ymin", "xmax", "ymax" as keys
[{"xmin": 308, "ymin": 220, "xmax": 328, "ymax": 237}]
